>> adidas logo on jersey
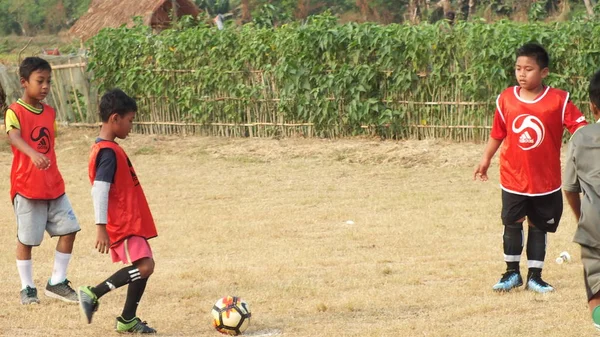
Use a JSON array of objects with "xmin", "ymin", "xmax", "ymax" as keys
[
  {"xmin": 37, "ymin": 138, "xmax": 49, "ymax": 151},
  {"xmin": 519, "ymin": 131, "xmax": 534, "ymax": 144}
]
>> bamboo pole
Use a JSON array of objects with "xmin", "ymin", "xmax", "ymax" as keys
[
  {"xmin": 67, "ymin": 59, "xmax": 85, "ymax": 122},
  {"xmin": 51, "ymin": 63, "xmax": 87, "ymax": 70}
]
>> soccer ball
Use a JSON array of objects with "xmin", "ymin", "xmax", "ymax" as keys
[{"xmin": 211, "ymin": 296, "xmax": 251, "ymax": 335}]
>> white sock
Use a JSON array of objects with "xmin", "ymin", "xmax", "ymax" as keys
[
  {"xmin": 16, "ymin": 259, "xmax": 34, "ymax": 289},
  {"xmin": 50, "ymin": 251, "xmax": 71, "ymax": 285}
]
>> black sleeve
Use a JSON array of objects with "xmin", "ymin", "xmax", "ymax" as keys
[{"xmin": 94, "ymin": 148, "xmax": 117, "ymax": 183}]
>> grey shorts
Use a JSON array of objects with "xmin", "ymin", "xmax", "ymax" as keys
[
  {"xmin": 582, "ymin": 244, "xmax": 600, "ymax": 301},
  {"xmin": 14, "ymin": 194, "xmax": 81, "ymax": 246}
]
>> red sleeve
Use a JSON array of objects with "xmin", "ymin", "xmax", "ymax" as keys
[
  {"xmin": 563, "ymin": 100, "xmax": 587, "ymax": 134},
  {"xmin": 490, "ymin": 108, "xmax": 506, "ymax": 140}
]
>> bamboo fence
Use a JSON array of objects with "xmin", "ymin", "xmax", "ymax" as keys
[{"xmin": 5, "ymin": 59, "xmax": 588, "ymax": 142}]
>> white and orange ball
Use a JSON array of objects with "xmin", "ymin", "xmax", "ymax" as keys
[{"xmin": 211, "ymin": 296, "xmax": 251, "ymax": 335}]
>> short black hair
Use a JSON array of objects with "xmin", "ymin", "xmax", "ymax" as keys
[
  {"xmin": 516, "ymin": 43, "xmax": 549, "ymax": 69},
  {"xmin": 99, "ymin": 88, "xmax": 137, "ymax": 122},
  {"xmin": 589, "ymin": 70, "xmax": 600, "ymax": 110},
  {"xmin": 19, "ymin": 57, "xmax": 51, "ymax": 80}
]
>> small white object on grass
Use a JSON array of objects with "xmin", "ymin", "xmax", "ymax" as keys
[
  {"xmin": 555, "ymin": 251, "xmax": 571, "ymax": 264},
  {"xmin": 345, "ymin": 220, "xmax": 355, "ymax": 225}
]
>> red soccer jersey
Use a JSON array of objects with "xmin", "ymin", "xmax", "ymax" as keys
[
  {"xmin": 490, "ymin": 86, "xmax": 586, "ymax": 196},
  {"xmin": 8, "ymin": 100, "xmax": 65, "ymax": 201},
  {"xmin": 89, "ymin": 141, "xmax": 157, "ymax": 246}
]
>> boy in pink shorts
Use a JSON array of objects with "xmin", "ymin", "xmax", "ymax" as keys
[{"xmin": 78, "ymin": 89, "xmax": 158, "ymax": 334}]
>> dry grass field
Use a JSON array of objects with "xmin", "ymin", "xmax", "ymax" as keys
[{"xmin": 0, "ymin": 129, "xmax": 593, "ymax": 337}]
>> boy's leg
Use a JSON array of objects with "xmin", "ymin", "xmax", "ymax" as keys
[
  {"xmin": 117, "ymin": 258, "xmax": 156, "ymax": 334},
  {"xmin": 581, "ymin": 244, "xmax": 600, "ymax": 330},
  {"xmin": 503, "ymin": 221, "xmax": 524, "ymax": 272},
  {"xmin": 116, "ymin": 277, "xmax": 156, "ymax": 334},
  {"xmin": 14, "ymin": 195, "xmax": 47, "ymax": 304},
  {"xmin": 121, "ymin": 258, "xmax": 155, "ymax": 320},
  {"xmin": 92, "ymin": 265, "xmax": 142, "ymax": 299},
  {"xmin": 45, "ymin": 195, "xmax": 80, "ymax": 303},
  {"xmin": 113, "ymin": 239, "xmax": 157, "ymax": 333},
  {"xmin": 525, "ymin": 223, "xmax": 547, "ymax": 275},
  {"xmin": 525, "ymin": 190, "xmax": 562, "ymax": 293},
  {"xmin": 51, "ymin": 233, "xmax": 76, "ymax": 284},
  {"xmin": 122, "ymin": 278, "xmax": 148, "ymax": 320},
  {"xmin": 493, "ymin": 191, "xmax": 526, "ymax": 291},
  {"xmin": 79, "ymin": 237, "xmax": 154, "ymax": 325},
  {"xmin": 78, "ymin": 264, "xmax": 142, "ymax": 324},
  {"xmin": 16, "ymin": 242, "xmax": 34, "ymax": 279}
]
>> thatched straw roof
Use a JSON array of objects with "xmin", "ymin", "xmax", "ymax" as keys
[{"xmin": 70, "ymin": 0, "xmax": 200, "ymax": 41}]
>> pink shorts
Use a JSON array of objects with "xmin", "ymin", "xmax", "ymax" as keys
[{"xmin": 110, "ymin": 236, "xmax": 153, "ymax": 264}]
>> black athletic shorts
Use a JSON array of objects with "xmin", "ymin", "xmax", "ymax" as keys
[{"xmin": 501, "ymin": 189, "xmax": 563, "ymax": 233}]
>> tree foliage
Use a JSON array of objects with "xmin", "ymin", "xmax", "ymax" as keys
[
  {"xmin": 0, "ymin": 0, "xmax": 91, "ymax": 35},
  {"xmin": 0, "ymin": 0, "xmax": 597, "ymax": 36}
]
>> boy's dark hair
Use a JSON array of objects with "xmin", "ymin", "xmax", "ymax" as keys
[
  {"xmin": 19, "ymin": 57, "xmax": 51, "ymax": 80},
  {"xmin": 589, "ymin": 70, "xmax": 600, "ymax": 110},
  {"xmin": 99, "ymin": 88, "xmax": 138, "ymax": 122},
  {"xmin": 516, "ymin": 43, "xmax": 549, "ymax": 69}
]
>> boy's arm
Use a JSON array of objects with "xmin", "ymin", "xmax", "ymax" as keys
[
  {"xmin": 564, "ymin": 191, "xmax": 581, "ymax": 221},
  {"xmin": 7, "ymin": 129, "xmax": 51, "ymax": 170},
  {"xmin": 91, "ymin": 148, "xmax": 116, "ymax": 254},
  {"xmin": 474, "ymin": 105, "xmax": 505, "ymax": 181},
  {"xmin": 563, "ymin": 136, "xmax": 582, "ymax": 221},
  {"xmin": 473, "ymin": 137, "xmax": 502, "ymax": 181},
  {"xmin": 563, "ymin": 100, "xmax": 587, "ymax": 134}
]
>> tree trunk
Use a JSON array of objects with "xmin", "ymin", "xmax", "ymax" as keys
[
  {"xmin": 438, "ymin": 0, "xmax": 451, "ymax": 14},
  {"xmin": 296, "ymin": 0, "xmax": 308, "ymax": 19},
  {"xmin": 241, "ymin": 0, "xmax": 251, "ymax": 23},
  {"xmin": 171, "ymin": 0, "xmax": 178, "ymax": 21},
  {"xmin": 356, "ymin": 0, "xmax": 371, "ymax": 21},
  {"xmin": 583, "ymin": 0, "xmax": 595, "ymax": 17},
  {"xmin": 457, "ymin": 0, "xmax": 468, "ymax": 20},
  {"xmin": 407, "ymin": 0, "xmax": 419, "ymax": 23},
  {"xmin": 468, "ymin": 0, "xmax": 476, "ymax": 17}
]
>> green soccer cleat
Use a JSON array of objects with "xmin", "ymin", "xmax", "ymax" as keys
[
  {"xmin": 20, "ymin": 286, "xmax": 40, "ymax": 305},
  {"xmin": 78, "ymin": 286, "xmax": 99, "ymax": 324},
  {"xmin": 115, "ymin": 316, "xmax": 157, "ymax": 334},
  {"xmin": 45, "ymin": 279, "xmax": 78, "ymax": 303}
]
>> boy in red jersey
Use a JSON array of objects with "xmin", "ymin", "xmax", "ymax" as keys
[
  {"xmin": 78, "ymin": 89, "xmax": 157, "ymax": 334},
  {"xmin": 474, "ymin": 43, "xmax": 587, "ymax": 293},
  {"xmin": 4, "ymin": 57, "xmax": 80, "ymax": 305}
]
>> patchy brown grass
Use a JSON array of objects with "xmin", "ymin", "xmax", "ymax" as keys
[{"xmin": 0, "ymin": 129, "xmax": 590, "ymax": 336}]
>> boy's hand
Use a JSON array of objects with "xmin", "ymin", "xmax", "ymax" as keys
[
  {"xmin": 30, "ymin": 152, "xmax": 51, "ymax": 170},
  {"xmin": 474, "ymin": 158, "xmax": 491, "ymax": 181},
  {"xmin": 7, "ymin": 129, "xmax": 51, "ymax": 170},
  {"xmin": 95, "ymin": 225, "xmax": 110, "ymax": 254}
]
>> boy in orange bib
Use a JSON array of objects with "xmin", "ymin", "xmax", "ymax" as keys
[
  {"xmin": 78, "ymin": 89, "xmax": 158, "ymax": 333},
  {"xmin": 5, "ymin": 57, "xmax": 80, "ymax": 305}
]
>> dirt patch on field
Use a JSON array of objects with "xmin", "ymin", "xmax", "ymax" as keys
[
  {"xmin": 1, "ymin": 127, "xmax": 484, "ymax": 169},
  {"xmin": 43, "ymin": 129, "xmax": 482, "ymax": 169}
]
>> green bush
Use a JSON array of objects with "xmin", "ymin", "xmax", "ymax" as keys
[{"xmin": 87, "ymin": 15, "xmax": 600, "ymax": 138}]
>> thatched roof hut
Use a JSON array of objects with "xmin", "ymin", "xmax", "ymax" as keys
[{"xmin": 70, "ymin": 0, "xmax": 201, "ymax": 41}]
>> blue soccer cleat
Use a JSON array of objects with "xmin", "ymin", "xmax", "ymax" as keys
[
  {"xmin": 526, "ymin": 274, "xmax": 554, "ymax": 293},
  {"xmin": 492, "ymin": 271, "xmax": 523, "ymax": 292}
]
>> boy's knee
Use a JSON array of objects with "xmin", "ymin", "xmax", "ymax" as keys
[
  {"xmin": 62, "ymin": 232, "xmax": 77, "ymax": 242},
  {"xmin": 136, "ymin": 258, "xmax": 155, "ymax": 278},
  {"xmin": 504, "ymin": 221, "xmax": 524, "ymax": 231}
]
